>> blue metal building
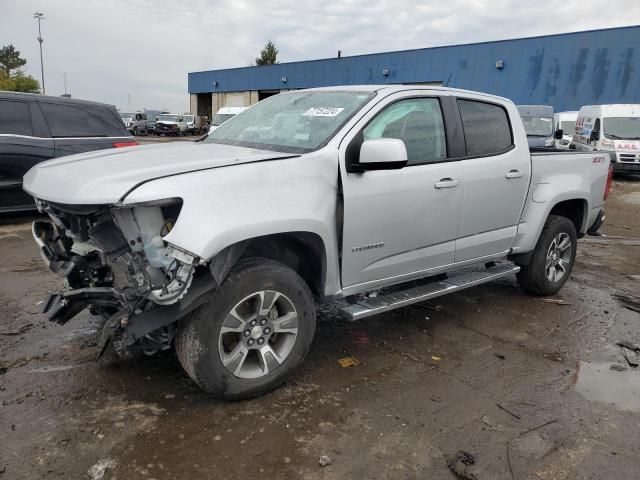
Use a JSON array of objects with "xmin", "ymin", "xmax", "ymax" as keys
[{"xmin": 188, "ymin": 26, "xmax": 640, "ymax": 116}]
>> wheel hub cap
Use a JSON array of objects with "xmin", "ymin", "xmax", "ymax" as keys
[
  {"xmin": 250, "ymin": 325, "xmax": 263, "ymax": 339},
  {"xmin": 218, "ymin": 290, "xmax": 300, "ymax": 379},
  {"xmin": 545, "ymin": 232, "xmax": 572, "ymax": 283}
]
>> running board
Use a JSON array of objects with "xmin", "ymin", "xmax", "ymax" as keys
[{"xmin": 339, "ymin": 264, "xmax": 520, "ymax": 321}]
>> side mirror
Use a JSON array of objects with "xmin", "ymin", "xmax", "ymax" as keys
[
  {"xmin": 554, "ymin": 128, "xmax": 563, "ymax": 140},
  {"xmin": 356, "ymin": 138, "xmax": 408, "ymax": 171}
]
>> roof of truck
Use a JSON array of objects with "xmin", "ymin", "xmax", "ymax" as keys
[{"xmin": 294, "ymin": 84, "xmax": 513, "ymax": 104}]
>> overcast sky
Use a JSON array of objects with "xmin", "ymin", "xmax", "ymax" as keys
[{"xmin": 1, "ymin": 0, "xmax": 639, "ymax": 112}]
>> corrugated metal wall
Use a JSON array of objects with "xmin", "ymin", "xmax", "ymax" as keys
[{"xmin": 188, "ymin": 26, "xmax": 640, "ymax": 111}]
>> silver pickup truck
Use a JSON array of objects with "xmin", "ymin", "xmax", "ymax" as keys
[{"xmin": 24, "ymin": 85, "xmax": 612, "ymax": 399}]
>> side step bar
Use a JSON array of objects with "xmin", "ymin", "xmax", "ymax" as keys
[{"xmin": 339, "ymin": 264, "xmax": 520, "ymax": 321}]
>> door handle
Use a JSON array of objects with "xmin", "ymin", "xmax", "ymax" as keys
[
  {"xmin": 505, "ymin": 170, "xmax": 524, "ymax": 179},
  {"xmin": 434, "ymin": 178, "xmax": 461, "ymax": 189}
]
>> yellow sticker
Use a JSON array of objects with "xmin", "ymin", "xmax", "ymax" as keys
[{"xmin": 338, "ymin": 356, "xmax": 360, "ymax": 368}]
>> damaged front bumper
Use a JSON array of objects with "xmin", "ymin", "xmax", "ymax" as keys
[{"xmin": 31, "ymin": 200, "xmax": 215, "ymax": 352}]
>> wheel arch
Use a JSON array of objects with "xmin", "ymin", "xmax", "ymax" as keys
[
  {"xmin": 511, "ymin": 196, "xmax": 588, "ymax": 265},
  {"xmin": 549, "ymin": 198, "xmax": 588, "ymax": 236},
  {"xmin": 209, "ymin": 232, "xmax": 328, "ymax": 298}
]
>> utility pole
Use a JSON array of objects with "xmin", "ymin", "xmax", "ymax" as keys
[
  {"xmin": 127, "ymin": 93, "xmax": 131, "ymax": 111},
  {"xmin": 63, "ymin": 73, "xmax": 68, "ymax": 96},
  {"xmin": 33, "ymin": 12, "xmax": 45, "ymax": 95}
]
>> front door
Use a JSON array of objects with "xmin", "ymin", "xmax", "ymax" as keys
[{"xmin": 340, "ymin": 94, "xmax": 464, "ymax": 294}]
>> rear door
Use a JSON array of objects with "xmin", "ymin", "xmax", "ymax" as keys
[
  {"xmin": 0, "ymin": 98, "xmax": 54, "ymax": 211},
  {"xmin": 38, "ymin": 101, "xmax": 132, "ymax": 156},
  {"xmin": 340, "ymin": 91, "xmax": 466, "ymax": 293},
  {"xmin": 454, "ymin": 97, "xmax": 531, "ymax": 262}
]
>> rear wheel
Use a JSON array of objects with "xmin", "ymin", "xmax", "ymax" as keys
[
  {"xmin": 175, "ymin": 258, "xmax": 316, "ymax": 400},
  {"xmin": 516, "ymin": 215, "xmax": 577, "ymax": 295}
]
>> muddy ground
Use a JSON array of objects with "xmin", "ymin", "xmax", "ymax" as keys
[{"xmin": 1, "ymin": 176, "xmax": 640, "ymax": 479}]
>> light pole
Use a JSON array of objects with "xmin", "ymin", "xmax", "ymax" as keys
[
  {"xmin": 33, "ymin": 12, "xmax": 45, "ymax": 95},
  {"xmin": 63, "ymin": 73, "xmax": 68, "ymax": 96}
]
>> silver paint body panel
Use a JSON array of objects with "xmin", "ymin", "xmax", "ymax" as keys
[{"xmin": 23, "ymin": 85, "xmax": 610, "ymax": 298}]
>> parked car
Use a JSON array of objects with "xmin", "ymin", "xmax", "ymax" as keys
[
  {"xmin": 144, "ymin": 110, "xmax": 168, "ymax": 134},
  {"xmin": 24, "ymin": 86, "xmax": 611, "ymax": 399},
  {"xmin": 572, "ymin": 104, "xmax": 640, "ymax": 172},
  {"xmin": 183, "ymin": 115, "xmax": 208, "ymax": 135},
  {"xmin": 517, "ymin": 105, "xmax": 557, "ymax": 148},
  {"xmin": 155, "ymin": 114, "xmax": 187, "ymax": 136},
  {"xmin": 0, "ymin": 91, "xmax": 136, "ymax": 212},
  {"xmin": 209, "ymin": 107, "xmax": 248, "ymax": 133},
  {"xmin": 119, "ymin": 112, "xmax": 147, "ymax": 135},
  {"xmin": 145, "ymin": 117, "xmax": 157, "ymax": 134}
]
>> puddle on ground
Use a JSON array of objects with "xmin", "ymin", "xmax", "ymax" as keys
[{"xmin": 575, "ymin": 361, "xmax": 640, "ymax": 412}]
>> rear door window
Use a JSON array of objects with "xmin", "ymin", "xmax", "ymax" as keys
[
  {"xmin": 0, "ymin": 100, "xmax": 33, "ymax": 136},
  {"xmin": 458, "ymin": 99, "xmax": 513, "ymax": 156},
  {"xmin": 39, "ymin": 102, "xmax": 128, "ymax": 137}
]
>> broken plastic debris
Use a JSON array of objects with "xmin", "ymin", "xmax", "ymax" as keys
[
  {"xmin": 537, "ymin": 298, "xmax": 571, "ymax": 305},
  {"xmin": 318, "ymin": 455, "xmax": 333, "ymax": 467},
  {"xmin": 87, "ymin": 458, "xmax": 117, "ymax": 480},
  {"xmin": 338, "ymin": 356, "xmax": 360, "ymax": 368},
  {"xmin": 431, "ymin": 355, "xmax": 441, "ymax": 361}
]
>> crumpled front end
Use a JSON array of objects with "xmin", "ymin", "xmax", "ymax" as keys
[{"xmin": 32, "ymin": 198, "xmax": 214, "ymax": 355}]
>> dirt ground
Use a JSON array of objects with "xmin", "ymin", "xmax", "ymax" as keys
[{"xmin": 1, "ymin": 175, "xmax": 640, "ymax": 480}]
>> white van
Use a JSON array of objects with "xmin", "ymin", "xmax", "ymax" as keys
[
  {"xmin": 516, "ymin": 105, "xmax": 556, "ymax": 149},
  {"xmin": 573, "ymin": 104, "xmax": 640, "ymax": 172},
  {"xmin": 553, "ymin": 111, "xmax": 578, "ymax": 149}
]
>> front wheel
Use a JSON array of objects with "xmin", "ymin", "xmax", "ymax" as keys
[
  {"xmin": 516, "ymin": 215, "xmax": 577, "ymax": 295},
  {"xmin": 175, "ymin": 258, "xmax": 316, "ymax": 400}
]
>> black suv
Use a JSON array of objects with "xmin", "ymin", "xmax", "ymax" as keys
[{"xmin": 0, "ymin": 92, "xmax": 136, "ymax": 212}]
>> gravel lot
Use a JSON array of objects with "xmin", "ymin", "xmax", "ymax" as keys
[{"xmin": 1, "ymin": 173, "xmax": 639, "ymax": 479}]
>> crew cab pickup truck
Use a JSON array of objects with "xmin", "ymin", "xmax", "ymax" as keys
[{"xmin": 23, "ymin": 86, "xmax": 612, "ymax": 399}]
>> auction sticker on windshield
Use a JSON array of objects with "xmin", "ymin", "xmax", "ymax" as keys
[{"xmin": 303, "ymin": 107, "xmax": 345, "ymax": 117}]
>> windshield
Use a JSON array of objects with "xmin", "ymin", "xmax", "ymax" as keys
[
  {"xmin": 184, "ymin": 115, "xmax": 194, "ymax": 122},
  {"xmin": 212, "ymin": 113, "xmax": 235, "ymax": 126},
  {"xmin": 561, "ymin": 121, "xmax": 576, "ymax": 135},
  {"xmin": 119, "ymin": 113, "xmax": 133, "ymax": 119},
  {"xmin": 159, "ymin": 114, "xmax": 179, "ymax": 122},
  {"xmin": 521, "ymin": 116, "xmax": 553, "ymax": 136},
  {"xmin": 205, "ymin": 91, "xmax": 375, "ymax": 153},
  {"xmin": 603, "ymin": 117, "xmax": 640, "ymax": 140}
]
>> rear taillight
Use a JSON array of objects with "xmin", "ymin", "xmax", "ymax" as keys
[
  {"xmin": 113, "ymin": 141, "xmax": 139, "ymax": 148},
  {"xmin": 604, "ymin": 163, "xmax": 613, "ymax": 200}
]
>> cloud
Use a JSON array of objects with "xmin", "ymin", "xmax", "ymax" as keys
[{"xmin": 1, "ymin": 0, "xmax": 639, "ymax": 112}]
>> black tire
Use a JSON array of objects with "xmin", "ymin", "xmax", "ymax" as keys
[
  {"xmin": 516, "ymin": 215, "xmax": 577, "ymax": 295},
  {"xmin": 175, "ymin": 258, "xmax": 316, "ymax": 400}
]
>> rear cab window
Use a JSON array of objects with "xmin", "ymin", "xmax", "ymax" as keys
[
  {"xmin": 457, "ymin": 99, "xmax": 513, "ymax": 156},
  {"xmin": 38, "ymin": 102, "xmax": 129, "ymax": 137},
  {"xmin": 0, "ymin": 99, "xmax": 33, "ymax": 136}
]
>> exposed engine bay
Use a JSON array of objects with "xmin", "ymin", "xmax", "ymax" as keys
[{"xmin": 32, "ymin": 199, "xmax": 214, "ymax": 357}]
